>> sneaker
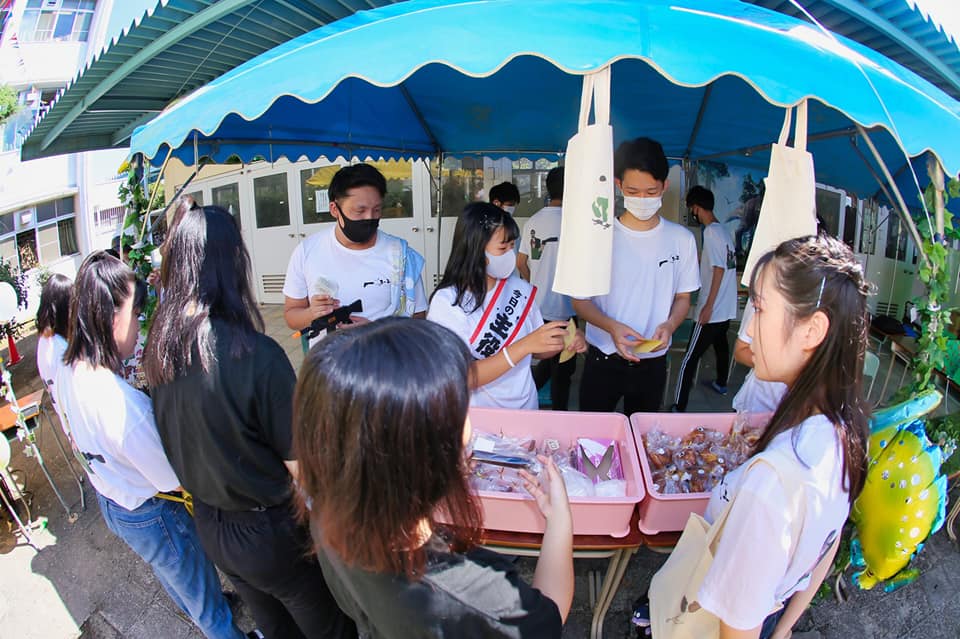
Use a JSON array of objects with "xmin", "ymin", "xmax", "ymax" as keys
[
  {"xmin": 708, "ymin": 381, "xmax": 728, "ymax": 396},
  {"xmin": 247, "ymin": 631, "xmax": 265, "ymax": 639}
]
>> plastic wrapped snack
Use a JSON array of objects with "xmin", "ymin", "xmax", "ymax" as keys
[
  {"xmin": 574, "ymin": 438, "xmax": 624, "ymax": 483},
  {"xmin": 311, "ymin": 276, "xmax": 339, "ymax": 298},
  {"xmin": 595, "ymin": 479, "xmax": 628, "ymax": 497}
]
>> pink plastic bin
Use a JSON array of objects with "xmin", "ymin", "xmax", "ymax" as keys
[
  {"xmin": 466, "ymin": 407, "xmax": 645, "ymax": 537},
  {"xmin": 631, "ymin": 412, "xmax": 768, "ymax": 535}
]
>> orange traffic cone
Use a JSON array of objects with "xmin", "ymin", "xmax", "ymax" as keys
[{"xmin": 6, "ymin": 332, "xmax": 21, "ymax": 366}]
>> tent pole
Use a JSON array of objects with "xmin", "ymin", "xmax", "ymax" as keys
[
  {"xmin": 684, "ymin": 85, "xmax": 712, "ymax": 159},
  {"xmin": 856, "ymin": 125, "xmax": 930, "ymax": 270},
  {"xmin": 435, "ymin": 152, "xmax": 444, "ymax": 287},
  {"xmin": 400, "ymin": 84, "xmax": 440, "ymax": 154},
  {"xmin": 848, "ymin": 138, "xmax": 898, "ymax": 215},
  {"xmin": 872, "ymin": 160, "xmax": 910, "ymax": 201},
  {"xmin": 926, "ymin": 156, "xmax": 946, "ymax": 241},
  {"xmin": 138, "ymin": 145, "xmax": 174, "ymax": 244}
]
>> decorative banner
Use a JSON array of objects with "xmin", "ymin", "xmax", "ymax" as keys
[{"xmin": 553, "ymin": 66, "xmax": 615, "ymax": 297}]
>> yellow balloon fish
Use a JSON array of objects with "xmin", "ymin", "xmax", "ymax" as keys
[{"xmin": 850, "ymin": 390, "xmax": 947, "ymax": 591}]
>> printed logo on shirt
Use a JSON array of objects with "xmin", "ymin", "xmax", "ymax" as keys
[
  {"xmin": 528, "ymin": 230, "xmax": 558, "ymax": 261},
  {"xmin": 725, "ymin": 246, "xmax": 737, "ymax": 270},
  {"xmin": 362, "ymin": 277, "xmax": 391, "ymax": 288},
  {"xmin": 73, "ymin": 448, "xmax": 101, "ymax": 475},
  {"xmin": 781, "ymin": 529, "xmax": 838, "ymax": 598},
  {"xmin": 658, "ymin": 254, "xmax": 681, "ymax": 268}
]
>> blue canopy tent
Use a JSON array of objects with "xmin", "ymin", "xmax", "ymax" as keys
[{"xmin": 128, "ymin": 0, "xmax": 960, "ymax": 218}]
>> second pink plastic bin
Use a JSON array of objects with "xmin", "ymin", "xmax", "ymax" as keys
[
  {"xmin": 630, "ymin": 412, "xmax": 767, "ymax": 535},
  {"xmin": 467, "ymin": 407, "xmax": 645, "ymax": 537}
]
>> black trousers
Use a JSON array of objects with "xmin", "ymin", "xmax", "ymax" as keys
[
  {"xmin": 673, "ymin": 320, "xmax": 731, "ymax": 411},
  {"xmin": 579, "ymin": 346, "xmax": 667, "ymax": 414},
  {"xmin": 532, "ymin": 351, "xmax": 577, "ymax": 410},
  {"xmin": 193, "ymin": 500, "xmax": 357, "ymax": 639}
]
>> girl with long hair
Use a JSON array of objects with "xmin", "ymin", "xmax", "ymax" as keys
[
  {"xmin": 294, "ymin": 317, "xmax": 574, "ymax": 637},
  {"xmin": 55, "ymin": 251, "xmax": 244, "ymax": 639},
  {"xmin": 35, "ymin": 273, "xmax": 73, "ymax": 421},
  {"xmin": 651, "ymin": 235, "xmax": 871, "ymax": 639},
  {"xmin": 428, "ymin": 203, "xmax": 584, "ymax": 409},
  {"xmin": 143, "ymin": 204, "xmax": 354, "ymax": 639}
]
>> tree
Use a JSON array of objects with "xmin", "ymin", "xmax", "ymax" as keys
[{"xmin": 0, "ymin": 85, "xmax": 18, "ymax": 126}]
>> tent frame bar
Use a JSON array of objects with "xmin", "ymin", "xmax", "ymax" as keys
[
  {"xmin": 684, "ymin": 85, "xmax": 713, "ymax": 159},
  {"xmin": 163, "ymin": 139, "xmax": 567, "ymax": 163},
  {"xmin": 856, "ymin": 125, "xmax": 931, "ymax": 270},
  {"xmin": 690, "ymin": 125, "xmax": 868, "ymax": 162},
  {"xmin": 399, "ymin": 83, "xmax": 441, "ymax": 153}
]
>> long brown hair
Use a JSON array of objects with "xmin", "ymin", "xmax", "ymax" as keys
[
  {"xmin": 293, "ymin": 317, "xmax": 482, "ymax": 578},
  {"xmin": 749, "ymin": 235, "xmax": 872, "ymax": 503},
  {"xmin": 64, "ymin": 251, "xmax": 138, "ymax": 375},
  {"xmin": 144, "ymin": 204, "xmax": 263, "ymax": 386}
]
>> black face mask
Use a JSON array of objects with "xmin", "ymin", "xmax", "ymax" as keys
[{"xmin": 336, "ymin": 204, "xmax": 380, "ymax": 243}]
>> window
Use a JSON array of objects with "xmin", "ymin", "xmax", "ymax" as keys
[
  {"xmin": 300, "ymin": 168, "xmax": 335, "ymax": 225},
  {"xmin": 0, "ymin": 213, "xmax": 13, "ymax": 236},
  {"xmin": 0, "ymin": 4, "xmax": 11, "ymax": 40},
  {"xmin": 212, "ymin": 183, "xmax": 242, "ymax": 230},
  {"xmin": 4, "ymin": 196, "xmax": 81, "ymax": 269},
  {"xmin": 21, "ymin": 0, "xmax": 96, "ymax": 43},
  {"xmin": 254, "ymin": 173, "xmax": 290, "ymax": 229},
  {"xmin": 184, "ymin": 190, "xmax": 204, "ymax": 207},
  {"xmin": 57, "ymin": 217, "xmax": 77, "ymax": 256},
  {"xmin": 885, "ymin": 212, "xmax": 908, "ymax": 260},
  {"xmin": 94, "ymin": 205, "xmax": 125, "ymax": 231},
  {"xmin": 434, "ymin": 156, "xmax": 559, "ymax": 218},
  {"xmin": 35, "ymin": 196, "xmax": 73, "ymax": 223}
]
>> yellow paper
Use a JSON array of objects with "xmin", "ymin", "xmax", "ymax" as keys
[
  {"xmin": 559, "ymin": 318, "xmax": 577, "ymax": 363},
  {"xmin": 633, "ymin": 339, "xmax": 662, "ymax": 354}
]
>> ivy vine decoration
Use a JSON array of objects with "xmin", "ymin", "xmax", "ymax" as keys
[
  {"xmin": 909, "ymin": 175, "xmax": 960, "ymax": 469},
  {"xmin": 117, "ymin": 158, "xmax": 165, "ymax": 327}
]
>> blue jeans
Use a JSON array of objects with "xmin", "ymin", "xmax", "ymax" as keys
[{"xmin": 97, "ymin": 493, "xmax": 245, "ymax": 639}]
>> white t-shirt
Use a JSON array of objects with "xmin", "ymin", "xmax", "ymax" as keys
[
  {"xmin": 519, "ymin": 206, "xmax": 574, "ymax": 321},
  {"xmin": 36, "ymin": 333, "xmax": 68, "ymax": 426},
  {"xmin": 580, "ymin": 217, "xmax": 700, "ymax": 358},
  {"xmin": 282, "ymin": 227, "xmax": 428, "ymax": 320},
  {"xmin": 427, "ymin": 285, "xmax": 544, "ymax": 410},
  {"xmin": 699, "ymin": 414, "xmax": 849, "ymax": 630},
  {"xmin": 696, "ymin": 222, "xmax": 738, "ymax": 323},
  {"xmin": 54, "ymin": 362, "xmax": 180, "ymax": 511},
  {"xmin": 732, "ymin": 303, "xmax": 787, "ymax": 413}
]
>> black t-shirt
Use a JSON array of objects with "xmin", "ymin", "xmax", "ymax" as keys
[
  {"xmin": 152, "ymin": 320, "xmax": 297, "ymax": 510},
  {"xmin": 315, "ymin": 532, "xmax": 562, "ymax": 638}
]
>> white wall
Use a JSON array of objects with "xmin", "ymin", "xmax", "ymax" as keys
[
  {"xmin": 79, "ymin": 148, "xmax": 127, "ymax": 250},
  {"xmin": 0, "ymin": 149, "xmax": 76, "ymax": 213}
]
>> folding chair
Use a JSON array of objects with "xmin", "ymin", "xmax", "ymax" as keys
[{"xmin": 862, "ymin": 350, "xmax": 879, "ymax": 406}]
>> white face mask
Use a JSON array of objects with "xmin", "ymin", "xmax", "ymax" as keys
[
  {"xmin": 485, "ymin": 250, "xmax": 516, "ymax": 280},
  {"xmin": 501, "ymin": 205, "xmax": 517, "ymax": 215},
  {"xmin": 624, "ymin": 195, "xmax": 662, "ymax": 221}
]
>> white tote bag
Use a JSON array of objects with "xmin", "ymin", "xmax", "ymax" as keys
[
  {"xmin": 741, "ymin": 101, "xmax": 817, "ymax": 286},
  {"xmin": 649, "ymin": 451, "xmax": 807, "ymax": 639},
  {"xmin": 552, "ymin": 67, "xmax": 615, "ymax": 297}
]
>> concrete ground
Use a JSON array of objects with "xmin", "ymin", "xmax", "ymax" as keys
[{"xmin": 0, "ymin": 306, "xmax": 956, "ymax": 639}]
